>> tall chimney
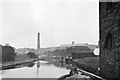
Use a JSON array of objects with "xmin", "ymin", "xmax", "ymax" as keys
[{"xmin": 37, "ymin": 33, "xmax": 40, "ymax": 50}]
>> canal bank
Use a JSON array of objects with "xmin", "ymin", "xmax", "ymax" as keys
[
  {"xmin": 71, "ymin": 57, "xmax": 99, "ymax": 75},
  {"xmin": 69, "ymin": 58, "xmax": 106, "ymax": 80},
  {"xmin": 0, "ymin": 58, "xmax": 45, "ymax": 70},
  {"xmin": 58, "ymin": 58, "xmax": 105, "ymax": 80}
]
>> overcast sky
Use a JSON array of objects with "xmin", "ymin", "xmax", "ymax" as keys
[{"xmin": 0, "ymin": 0, "xmax": 99, "ymax": 48}]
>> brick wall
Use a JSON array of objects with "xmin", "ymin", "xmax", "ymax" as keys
[{"xmin": 99, "ymin": 2, "xmax": 120, "ymax": 79}]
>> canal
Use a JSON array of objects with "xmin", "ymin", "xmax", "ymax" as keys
[{"xmin": 1, "ymin": 59, "xmax": 91, "ymax": 79}]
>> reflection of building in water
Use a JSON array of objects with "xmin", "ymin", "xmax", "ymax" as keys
[
  {"xmin": 36, "ymin": 61, "xmax": 40, "ymax": 77},
  {"xmin": 26, "ymin": 62, "xmax": 35, "ymax": 67},
  {"xmin": 37, "ymin": 67, "xmax": 39, "ymax": 77},
  {"xmin": 37, "ymin": 61, "xmax": 40, "ymax": 67},
  {"xmin": 59, "ymin": 61, "xmax": 66, "ymax": 68}
]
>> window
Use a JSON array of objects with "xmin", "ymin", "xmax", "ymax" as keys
[{"xmin": 104, "ymin": 33, "xmax": 113, "ymax": 49}]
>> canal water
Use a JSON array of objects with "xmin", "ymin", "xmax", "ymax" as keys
[
  {"xmin": 1, "ymin": 59, "xmax": 91, "ymax": 79},
  {"xmin": 2, "ymin": 60, "xmax": 71, "ymax": 78}
]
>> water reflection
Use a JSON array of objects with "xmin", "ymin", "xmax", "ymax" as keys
[
  {"xmin": 36, "ymin": 65, "xmax": 40, "ymax": 77},
  {"xmin": 26, "ymin": 62, "xmax": 35, "ymax": 67},
  {"xmin": 2, "ymin": 58, "xmax": 76, "ymax": 72},
  {"xmin": 2, "ymin": 59, "xmax": 90, "ymax": 78},
  {"xmin": 36, "ymin": 61, "xmax": 40, "ymax": 78},
  {"xmin": 37, "ymin": 61, "xmax": 40, "ymax": 67},
  {"xmin": 2, "ymin": 60, "xmax": 70, "ymax": 78},
  {"xmin": 50, "ymin": 58, "xmax": 74, "ymax": 70}
]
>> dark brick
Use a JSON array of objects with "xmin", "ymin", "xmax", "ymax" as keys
[{"xmin": 99, "ymin": 2, "xmax": 120, "ymax": 79}]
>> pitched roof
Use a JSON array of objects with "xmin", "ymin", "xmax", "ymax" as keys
[{"xmin": 71, "ymin": 46, "xmax": 90, "ymax": 50}]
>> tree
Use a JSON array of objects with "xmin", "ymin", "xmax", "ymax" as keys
[
  {"xmin": 2, "ymin": 45, "xmax": 16, "ymax": 62},
  {"xmin": 26, "ymin": 52, "xmax": 38, "ymax": 58}
]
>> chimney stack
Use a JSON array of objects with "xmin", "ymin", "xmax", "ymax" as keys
[{"xmin": 37, "ymin": 33, "xmax": 40, "ymax": 50}]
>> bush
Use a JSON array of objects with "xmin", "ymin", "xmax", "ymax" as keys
[{"xmin": 26, "ymin": 52, "xmax": 38, "ymax": 58}]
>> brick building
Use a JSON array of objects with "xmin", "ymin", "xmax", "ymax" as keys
[
  {"xmin": 99, "ymin": 2, "xmax": 120, "ymax": 79},
  {"xmin": 67, "ymin": 46, "xmax": 95, "ymax": 59}
]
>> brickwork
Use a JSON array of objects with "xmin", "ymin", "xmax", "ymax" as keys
[{"xmin": 99, "ymin": 2, "xmax": 120, "ymax": 79}]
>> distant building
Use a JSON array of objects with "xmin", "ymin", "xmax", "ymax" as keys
[
  {"xmin": 67, "ymin": 46, "xmax": 95, "ymax": 59},
  {"xmin": 72, "ymin": 41, "xmax": 75, "ymax": 44},
  {"xmin": 15, "ymin": 48, "xmax": 36, "ymax": 54},
  {"xmin": 99, "ymin": 2, "xmax": 120, "ymax": 79},
  {"xmin": 15, "ymin": 54, "xmax": 30, "ymax": 61},
  {"xmin": 58, "ymin": 43, "xmax": 97, "ymax": 51}
]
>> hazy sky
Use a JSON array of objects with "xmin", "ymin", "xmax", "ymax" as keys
[{"xmin": 0, "ymin": 0, "xmax": 99, "ymax": 48}]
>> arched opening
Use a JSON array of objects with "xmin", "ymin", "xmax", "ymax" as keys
[{"xmin": 104, "ymin": 33, "xmax": 113, "ymax": 49}]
